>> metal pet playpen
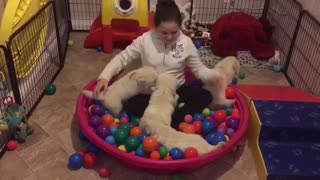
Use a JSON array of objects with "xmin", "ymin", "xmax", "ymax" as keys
[{"xmin": 0, "ymin": 0, "xmax": 319, "ymax": 156}]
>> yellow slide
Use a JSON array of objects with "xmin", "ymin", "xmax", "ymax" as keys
[{"xmin": 0, "ymin": 0, "xmax": 48, "ymax": 78}]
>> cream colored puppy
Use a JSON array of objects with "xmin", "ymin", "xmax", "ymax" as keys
[
  {"xmin": 140, "ymin": 73, "xmax": 223, "ymax": 155},
  {"xmin": 204, "ymin": 56, "xmax": 240, "ymax": 109},
  {"xmin": 82, "ymin": 66, "xmax": 158, "ymax": 116}
]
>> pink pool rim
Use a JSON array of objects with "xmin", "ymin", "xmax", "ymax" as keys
[{"xmin": 76, "ymin": 80, "xmax": 249, "ymax": 175}]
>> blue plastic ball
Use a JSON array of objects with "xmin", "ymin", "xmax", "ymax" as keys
[
  {"xmin": 118, "ymin": 113, "xmax": 130, "ymax": 121},
  {"xmin": 68, "ymin": 153, "xmax": 84, "ymax": 170},
  {"xmin": 79, "ymin": 131, "xmax": 88, "ymax": 142},
  {"xmin": 103, "ymin": 110, "xmax": 111, "ymax": 115},
  {"xmin": 206, "ymin": 133, "xmax": 226, "ymax": 145},
  {"xmin": 193, "ymin": 113, "xmax": 205, "ymax": 121},
  {"xmin": 138, "ymin": 133, "xmax": 148, "ymax": 143},
  {"xmin": 273, "ymin": 64, "xmax": 282, "ymax": 72},
  {"xmin": 169, "ymin": 148, "xmax": 184, "ymax": 160},
  {"xmin": 232, "ymin": 77, "xmax": 238, "ymax": 85},
  {"xmin": 110, "ymin": 127, "xmax": 118, "ymax": 135},
  {"xmin": 194, "ymin": 39, "xmax": 202, "ymax": 49},
  {"xmin": 97, "ymin": 46, "xmax": 103, "ymax": 52},
  {"xmin": 135, "ymin": 148, "xmax": 145, "ymax": 157},
  {"xmin": 202, "ymin": 121, "xmax": 216, "ymax": 135},
  {"xmin": 210, "ymin": 110, "xmax": 215, "ymax": 116},
  {"xmin": 92, "ymin": 99, "xmax": 102, "ymax": 106},
  {"xmin": 86, "ymin": 144, "xmax": 101, "ymax": 154},
  {"xmin": 105, "ymin": 136, "xmax": 115, "ymax": 145}
]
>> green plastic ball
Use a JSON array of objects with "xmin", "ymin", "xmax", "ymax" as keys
[
  {"xmin": 225, "ymin": 108, "xmax": 232, "ymax": 116},
  {"xmin": 202, "ymin": 108, "xmax": 211, "ymax": 117},
  {"xmin": 125, "ymin": 137, "xmax": 140, "ymax": 152},
  {"xmin": 114, "ymin": 118, "xmax": 120, "ymax": 123},
  {"xmin": 159, "ymin": 146, "xmax": 169, "ymax": 159},
  {"xmin": 114, "ymin": 129, "xmax": 129, "ymax": 144},
  {"xmin": 239, "ymin": 72, "xmax": 246, "ymax": 80},
  {"xmin": 119, "ymin": 124, "xmax": 131, "ymax": 134},
  {"xmin": 178, "ymin": 102, "xmax": 185, "ymax": 109},
  {"xmin": 131, "ymin": 117, "xmax": 140, "ymax": 126},
  {"xmin": 45, "ymin": 84, "xmax": 56, "ymax": 95}
]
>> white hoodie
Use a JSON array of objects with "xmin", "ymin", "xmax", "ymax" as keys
[{"xmin": 98, "ymin": 30, "xmax": 213, "ymax": 87}]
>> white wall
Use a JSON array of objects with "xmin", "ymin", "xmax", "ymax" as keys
[{"xmin": 296, "ymin": 0, "xmax": 320, "ymax": 20}]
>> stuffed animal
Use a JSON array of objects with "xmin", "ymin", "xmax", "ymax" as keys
[{"xmin": 210, "ymin": 12, "xmax": 275, "ymax": 60}]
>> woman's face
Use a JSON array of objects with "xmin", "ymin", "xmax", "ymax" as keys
[{"xmin": 155, "ymin": 21, "xmax": 181, "ymax": 45}]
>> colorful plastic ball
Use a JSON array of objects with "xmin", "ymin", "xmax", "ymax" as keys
[
  {"xmin": 226, "ymin": 87, "xmax": 236, "ymax": 99},
  {"xmin": 202, "ymin": 120, "xmax": 216, "ymax": 135},
  {"xmin": 159, "ymin": 146, "xmax": 169, "ymax": 159},
  {"xmin": 110, "ymin": 122, "xmax": 119, "ymax": 128},
  {"xmin": 218, "ymin": 122, "xmax": 227, "ymax": 130},
  {"xmin": 68, "ymin": 39, "xmax": 74, "ymax": 46},
  {"xmin": 178, "ymin": 102, "xmax": 185, "ymax": 109},
  {"xmin": 83, "ymin": 153, "xmax": 97, "ymax": 168},
  {"xmin": 225, "ymin": 108, "xmax": 232, "ymax": 116},
  {"xmin": 120, "ymin": 117, "xmax": 129, "ymax": 124},
  {"xmin": 102, "ymin": 109, "xmax": 111, "ymax": 115},
  {"xmin": 226, "ymin": 117, "xmax": 239, "ymax": 130},
  {"xmin": 119, "ymin": 124, "xmax": 131, "ymax": 134},
  {"xmin": 118, "ymin": 145, "xmax": 127, "ymax": 152},
  {"xmin": 110, "ymin": 127, "xmax": 118, "ymax": 135},
  {"xmin": 78, "ymin": 151, "xmax": 86, "ymax": 157},
  {"xmin": 129, "ymin": 123, "xmax": 135, "ymax": 128},
  {"xmin": 90, "ymin": 115, "xmax": 102, "ymax": 129},
  {"xmin": 125, "ymin": 137, "xmax": 140, "ymax": 152},
  {"xmin": 163, "ymin": 156, "xmax": 173, "ymax": 160},
  {"xmin": 130, "ymin": 127, "xmax": 143, "ymax": 137},
  {"xmin": 0, "ymin": 123, "xmax": 8, "ymax": 131},
  {"xmin": 131, "ymin": 117, "xmax": 140, "ymax": 126},
  {"xmin": 79, "ymin": 131, "xmax": 88, "ymax": 142},
  {"xmin": 114, "ymin": 118, "xmax": 120, "ymax": 123},
  {"xmin": 96, "ymin": 125, "xmax": 111, "ymax": 139},
  {"xmin": 68, "ymin": 153, "xmax": 84, "ymax": 170},
  {"xmin": 226, "ymin": 128, "xmax": 235, "ymax": 137},
  {"xmin": 114, "ymin": 129, "xmax": 129, "ymax": 144},
  {"xmin": 213, "ymin": 110, "xmax": 227, "ymax": 124},
  {"xmin": 118, "ymin": 112, "xmax": 130, "ymax": 120},
  {"xmin": 217, "ymin": 128, "xmax": 226, "ymax": 134},
  {"xmin": 206, "ymin": 133, "xmax": 226, "ymax": 145},
  {"xmin": 225, "ymin": 135, "xmax": 230, "ymax": 142},
  {"xmin": 90, "ymin": 105, "xmax": 103, "ymax": 116},
  {"xmin": 143, "ymin": 137, "xmax": 159, "ymax": 152},
  {"xmin": 96, "ymin": 46, "xmax": 104, "ymax": 52},
  {"xmin": 150, "ymin": 151, "xmax": 161, "ymax": 160},
  {"xmin": 182, "ymin": 124, "xmax": 196, "ymax": 134},
  {"xmin": 138, "ymin": 133, "xmax": 148, "ymax": 143},
  {"xmin": 239, "ymin": 72, "xmax": 246, "ymax": 79},
  {"xmin": 6, "ymin": 140, "xmax": 17, "ymax": 151},
  {"xmin": 99, "ymin": 167, "xmax": 111, "ymax": 178},
  {"xmin": 194, "ymin": 39, "xmax": 202, "ymax": 49},
  {"xmin": 86, "ymin": 144, "xmax": 100, "ymax": 154},
  {"xmin": 135, "ymin": 148, "xmax": 145, "ymax": 157},
  {"xmin": 192, "ymin": 121, "xmax": 203, "ymax": 134},
  {"xmin": 184, "ymin": 147, "xmax": 199, "ymax": 158},
  {"xmin": 184, "ymin": 114, "xmax": 193, "ymax": 123},
  {"xmin": 232, "ymin": 110, "xmax": 241, "ymax": 120},
  {"xmin": 105, "ymin": 136, "xmax": 115, "ymax": 145},
  {"xmin": 232, "ymin": 77, "xmax": 238, "ymax": 85},
  {"xmin": 92, "ymin": 99, "xmax": 102, "ymax": 106},
  {"xmin": 273, "ymin": 64, "xmax": 282, "ymax": 72},
  {"xmin": 202, "ymin": 108, "xmax": 211, "ymax": 117},
  {"xmin": 169, "ymin": 148, "xmax": 184, "ymax": 160},
  {"xmin": 193, "ymin": 113, "xmax": 205, "ymax": 121},
  {"xmin": 45, "ymin": 83, "xmax": 56, "ymax": 95},
  {"xmin": 179, "ymin": 122, "xmax": 188, "ymax": 131},
  {"xmin": 102, "ymin": 114, "xmax": 114, "ymax": 127},
  {"xmin": 210, "ymin": 110, "xmax": 215, "ymax": 116}
]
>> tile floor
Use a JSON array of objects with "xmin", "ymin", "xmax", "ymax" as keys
[{"xmin": 0, "ymin": 33, "xmax": 290, "ymax": 180}]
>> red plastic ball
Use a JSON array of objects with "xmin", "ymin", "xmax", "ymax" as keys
[
  {"xmin": 214, "ymin": 110, "xmax": 227, "ymax": 124},
  {"xmin": 226, "ymin": 87, "xmax": 236, "ymax": 99},
  {"xmin": 205, "ymin": 116, "xmax": 212, "ymax": 121},
  {"xmin": 232, "ymin": 108, "xmax": 241, "ymax": 120},
  {"xmin": 120, "ymin": 117, "xmax": 129, "ymax": 124},
  {"xmin": 182, "ymin": 125, "xmax": 196, "ymax": 134},
  {"xmin": 78, "ymin": 151, "xmax": 86, "ymax": 157},
  {"xmin": 99, "ymin": 167, "xmax": 111, "ymax": 178},
  {"xmin": 192, "ymin": 121, "xmax": 203, "ymax": 134},
  {"xmin": 178, "ymin": 122, "xmax": 188, "ymax": 131},
  {"xmin": 150, "ymin": 151, "xmax": 161, "ymax": 160},
  {"xmin": 163, "ymin": 156, "xmax": 173, "ymax": 160},
  {"xmin": 184, "ymin": 147, "xmax": 199, "ymax": 158},
  {"xmin": 218, "ymin": 122, "xmax": 227, "ymax": 130},
  {"xmin": 7, "ymin": 140, "xmax": 17, "ymax": 151},
  {"xmin": 130, "ymin": 127, "xmax": 143, "ymax": 137},
  {"xmin": 83, "ymin": 153, "xmax": 97, "ymax": 168}
]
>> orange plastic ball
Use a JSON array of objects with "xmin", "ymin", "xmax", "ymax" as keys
[
  {"xmin": 192, "ymin": 121, "xmax": 203, "ymax": 134},
  {"xmin": 143, "ymin": 137, "xmax": 159, "ymax": 152},
  {"xmin": 150, "ymin": 151, "xmax": 161, "ymax": 160},
  {"xmin": 179, "ymin": 122, "xmax": 188, "ymax": 131},
  {"xmin": 109, "ymin": 122, "xmax": 119, "ymax": 128},
  {"xmin": 184, "ymin": 147, "xmax": 199, "ymax": 158},
  {"xmin": 163, "ymin": 155, "xmax": 173, "ymax": 160},
  {"xmin": 102, "ymin": 114, "xmax": 114, "ymax": 127},
  {"xmin": 182, "ymin": 125, "xmax": 196, "ymax": 134},
  {"xmin": 130, "ymin": 127, "xmax": 143, "ymax": 137}
]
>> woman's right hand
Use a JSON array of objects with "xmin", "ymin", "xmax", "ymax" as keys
[{"xmin": 93, "ymin": 78, "xmax": 109, "ymax": 98}]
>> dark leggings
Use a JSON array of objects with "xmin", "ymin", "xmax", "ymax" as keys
[{"xmin": 123, "ymin": 85, "xmax": 212, "ymax": 130}]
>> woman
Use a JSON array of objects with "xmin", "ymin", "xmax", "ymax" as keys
[{"xmin": 94, "ymin": 0, "xmax": 218, "ymax": 129}]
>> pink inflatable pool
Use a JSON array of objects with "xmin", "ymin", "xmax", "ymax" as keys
[{"xmin": 76, "ymin": 80, "xmax": 249, "ymax": 175}]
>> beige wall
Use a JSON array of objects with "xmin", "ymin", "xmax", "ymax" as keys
[{"xmin": 296, "ymin": 0, "xmax": 320, "ymax": 20}]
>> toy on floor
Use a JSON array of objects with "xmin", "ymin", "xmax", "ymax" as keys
[
  {"xmin": 0, "ymin": 0, "xmax": 49, "ymax": 78},
  {"xmin": 210, "ymin": 12, "xmax": 275, "ymax": 60},
  {"xmin": 84, "ymin": 0, "xmax": 153, "ymax": 53},
  {"xmin": 45, "ymin": 83, "xmax": 56, "ymax": 95}
]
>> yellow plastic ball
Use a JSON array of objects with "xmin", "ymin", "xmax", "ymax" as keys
[
  {"xmin": 118, "ymin": 145, "xmax": 127, "ymax": 152},
  {"xmin": 114, "ymin": 118, "xmax": 120, "ymax": 123},
  {"xmin": 0, "ymin": 124, "xmax": 8, "ymax": 131},
  {"xmin": 224, "ymin": 135, "xmax": 230, "ymax": 142}
]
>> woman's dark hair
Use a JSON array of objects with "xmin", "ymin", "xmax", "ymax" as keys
[{"xmin": 154, "ymin": 0, "xmax": 182, "ymax": 27}]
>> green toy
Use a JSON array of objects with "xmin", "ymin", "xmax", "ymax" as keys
[
  {"xmin": 124, "ymin": 137, "xmax": 140, "ymax": 152},
  {"xmin": 239, "ymin": 72, "xmax": 246, "ymax": 79},
  {"xmin": 45, "ymin": 83, "xmax": 56, "ymax": 95}
]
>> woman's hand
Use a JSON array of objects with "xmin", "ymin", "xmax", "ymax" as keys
[{"xmin": 93, "ymin": 78, "xmax": 109, "ymax": 98}]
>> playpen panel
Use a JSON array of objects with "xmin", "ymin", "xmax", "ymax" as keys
[
  {"xmin": 286, "ymin": 12, "xmax": 320, "ymax": 96},
  {"xmin": 7, "ymin": 2, "xmax": 62, "ymax": 115},
  {"xmin": 191, "ymin": 0, "xmax": 265, "ymax": 24},
  {"xmin": 0, "ymin": 45, "xmax": 10, "ymax": 118},
  {"xmin": 266, "ymin": 0, "xmax": 302, "ymax": 67}
]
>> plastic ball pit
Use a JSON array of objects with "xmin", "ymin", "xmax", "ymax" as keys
[{"xmin": 76, "ymin": 80, "xmax": 249, "ymax": 175}]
